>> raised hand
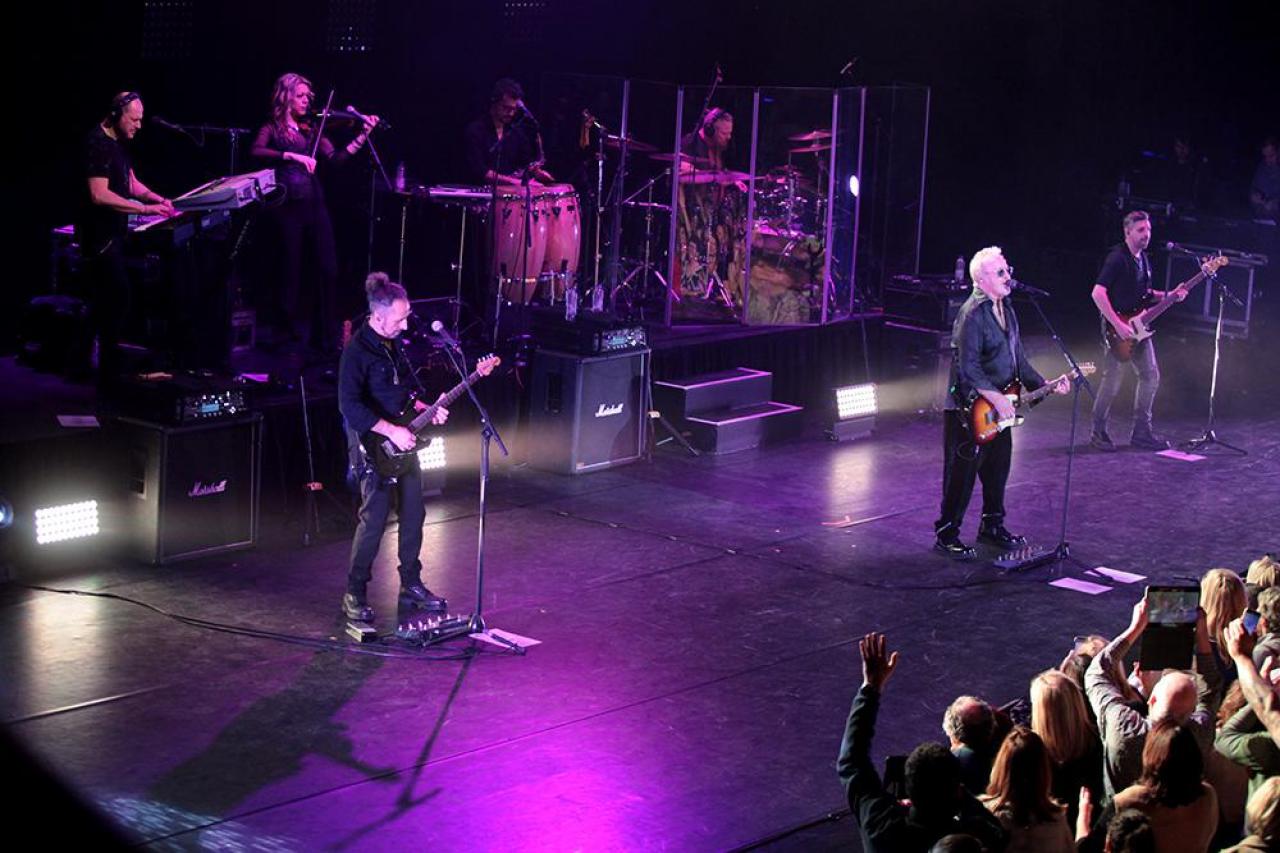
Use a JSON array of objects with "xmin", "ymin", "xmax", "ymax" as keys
[{"xmin": 859, "ymin": 632, "xmax": 900, "ymax": 691}]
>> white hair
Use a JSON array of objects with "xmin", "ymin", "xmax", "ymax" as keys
[{"xmin": 968, "ymin": 246, "xmax": 1004, "ymax": 285}]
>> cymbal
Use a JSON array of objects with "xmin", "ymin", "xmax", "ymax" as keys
[
  {"xmin": 787, "ymin": 129, "xmax": 832, "ymax": 142},
  {"xmin": 678, "ymin": 169, "xmax": 751, "ymax": 185},
  {"xmin": 789, "ymin": 143, "xmax": 831, "ymax": 155},
  {"xmin": 604, "ymin": 134, "xmax": 657, "ymax": 153}
]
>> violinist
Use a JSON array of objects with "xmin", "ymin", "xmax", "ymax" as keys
[{"xmin": 251, "ymin": 72, "xmax": 378, "ymax": 354}]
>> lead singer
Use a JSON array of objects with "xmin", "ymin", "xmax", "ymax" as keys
[
  {"xmin": 338, "ymin": 273, "xmax": 448, "ymax": 622},
  {"xmin": 934, "ymin": 247, "xmax": 1068, "ymax": 560}
]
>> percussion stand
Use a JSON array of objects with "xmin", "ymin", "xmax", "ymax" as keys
[{"xmin": 617, "ymin": 170, "xmax": 677, "ymax": 308}]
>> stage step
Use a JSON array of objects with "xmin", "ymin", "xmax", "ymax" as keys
[
  {"xmin": 653, "ymin": 367, "xmax": 773, "ymax": 416},
  {"xmin": 684, "ymin": 401, "xmax": 805, "ymax": 454}
]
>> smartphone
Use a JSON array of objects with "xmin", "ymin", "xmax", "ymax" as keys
[
  {"xmin": 1145, "ymin": 585, "xmax": 1200, "ymax": 624},
  {"xmin": 1245, "ymin": 610, "xmax": 1261, "ymax": 634}
]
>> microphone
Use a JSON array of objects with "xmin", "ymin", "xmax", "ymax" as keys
[
  {"xmin": 581, "ymin": 109, "xmax": 605, "ymax": 131},
  {"xmin": 839, "ymin": 58, "xmax": 858, "ymax": 77},
  {"xmin": 151, "ymin": 116, "xmax": 200, "ymax": 145},
  {"xmin": 345, "ymin": 105, "xmax": 390, "ymax": 131},
  {"xmin": 430, "ymin": 319, "xmax": 460, "ymax": 348},
  {"xmin": 1165, "ymin": 241, "xmax": 1197, "ymax": 255},
  {"xmin": 1010, "ymin": 279, "xmax": 1052, "ymax": 298},
  {"xmin": 515, "ymin": 99, "xmax": 540, "ymax": 127}
]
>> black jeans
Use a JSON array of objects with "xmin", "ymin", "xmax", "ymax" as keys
[
  {"xmin": 346, "ymin": 461, "xmax": 425, "ymax": 597},
  {"xmin": 84, "ymin": 241, "xmax": 131, "ymax": 382},
  {"xmin": 935, "ymin": 409, "xmax": 1012, "ymax": 537}
]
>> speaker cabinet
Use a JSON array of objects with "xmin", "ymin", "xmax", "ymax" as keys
[
  {"xmin": 528, "ymin": 348, "xmax": 648, "ymax": 474},
  {"xmin": 112, "ymin": 414, "xmax": 262, "ymax": 564}
]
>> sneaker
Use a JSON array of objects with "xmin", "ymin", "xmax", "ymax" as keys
[
  {"xmin": 1089, "ymin": 430, "xmax": 1117, "ymax": 452},
  {"xmin": 1130, "ymin": 431, "xmax": 1171, "ymax": 451}
]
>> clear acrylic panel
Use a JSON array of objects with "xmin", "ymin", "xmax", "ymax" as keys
[
  {"xmin": 847, "ymin": 85, "xmax": 930, "ymax": 306},
  {"xmin": 747, "ymin": 87, "xmax": 838, "ymax": 325},
  {"xmin": 668, "ymin": 85, "xmax": 757, "ymax": 325},
  {"xmin": 609, "ymin": 79, "xmax": 680, "ymax": 323}
]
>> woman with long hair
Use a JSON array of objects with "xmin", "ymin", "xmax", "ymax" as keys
[
  {"xmin": 251, "ymin": 72, "xmax": 377, "ymax": 354},
  {"xmin": 1030, "ymin": 669, "xmax": 1103, "ymax": 828},
  {"xmin": 1113, "ymin": 720, "xmax": 1218, "ymax": 852},
  {"xmin": 980, "ymin": 726, "xmax": 1073, "ymax": 852},
  {"xmin": 1201, "ymin": 567, "xmax": 1249, "ymax": 683},
  {"xmin": 1225, "ymin": 775, "xmax": 1280, "ymax": 852}
]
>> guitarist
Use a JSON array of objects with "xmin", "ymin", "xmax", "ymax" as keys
[
  {"xmin": 337, "ymin": 273, "xmax": 449, "ymax": 623},
  {"xmin": 1089, "ymin": 210, "xmax": 1185, "ymax": 452},
  {"xmin": 935, "ymin": 247, "xmax": 1069, "ymax": 561}
]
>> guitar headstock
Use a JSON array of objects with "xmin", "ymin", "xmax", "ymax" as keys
[
  {"xmin": 1075, "ymin": 362, "xmax": 1097, "ymax": 378},
  {"xmin": 475, "ymin": 354, "xmax": 501, "ymax": 376},
  {"xmin": 1202, "ymin": 255, "xmax": 1229, "ymax": 275}
]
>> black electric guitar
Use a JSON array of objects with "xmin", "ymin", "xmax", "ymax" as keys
[{"xmin": 360, "ymin": 354, "xmax": 501, "ymax": 479}]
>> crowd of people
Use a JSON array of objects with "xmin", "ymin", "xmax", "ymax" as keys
[{"xmin": 838, "ymin": 553, "xmax": 1280, "ymax": 852}]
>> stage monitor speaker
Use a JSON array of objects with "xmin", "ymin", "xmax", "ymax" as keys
[
  {"xmin": 112, "ymin": 414, "xmax": 262, "ymax": 564},
  {"xmin": 528, "ymin": 348, "xmax": 648, "ymax": 474}
]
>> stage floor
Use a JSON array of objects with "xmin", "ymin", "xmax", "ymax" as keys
[{"xmin": 2, "ymin": 394, "xmax": 1279, "ymax": 849}]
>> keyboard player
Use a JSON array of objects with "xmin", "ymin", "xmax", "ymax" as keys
[{"xmin": 75, "ymin": 91, "xmax": 175, "ymax": 385}]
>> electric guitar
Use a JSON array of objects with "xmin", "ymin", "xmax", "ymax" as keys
[
  {"xmin": 967, "ymin": 363, "xmax": 1096, "ymax": 445},
  {"xmin": 1104, "ymin": 255, "xmax": 1229, "ymax": 362},
  {"xmin": 360, "ymin": 354, "xmax": 501, "ymax": 479}
]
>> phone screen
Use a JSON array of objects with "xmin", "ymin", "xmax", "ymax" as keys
[{"xmin": 1245, "ymin": 611, "xmax": 1261, "ymax": 634}]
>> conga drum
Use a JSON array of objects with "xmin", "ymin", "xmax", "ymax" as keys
[
  {"xmin": 492, "ymin": 188, "xmax": 547, "ymax": 303},
  {"xmin": 538, "ymin": 184, "xmax": 581, "ymax": 300}
]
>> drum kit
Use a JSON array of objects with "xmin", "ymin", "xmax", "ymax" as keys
[{"xmin": 413, "ymin": 123, "xmax": 835, "ymax": 325}]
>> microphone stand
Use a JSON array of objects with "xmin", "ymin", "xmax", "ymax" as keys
[
  {"xmin": 1182, "ymin": 265, "xmax": 1247, "ymax": 455},
  {"xmin": 154, "ymin": 121, "xmax": 253, "ymax": 174},
  {"xmin": 424, "ymin": 336, "xmax": 521, "ymax": 652},
  {"xmin": 1017, "ymin": 290, "xmax": 1098, "ymax": 574}
]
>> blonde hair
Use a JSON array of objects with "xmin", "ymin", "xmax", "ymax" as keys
[
  {"xmin": 1201, "ymin": 568, "xmax": 1248, "ymax": 651},
  {"xmin": 1246, "ymin": 776, "xmax": 1280, "ymax": 842},
  {"xmin": 968, "ymin": 246, "xmax": 1003, "ymax": 285},
  {"xmin": 1247, "ymin": 554, "xmax": 1280, "ymax": 590},
  {"xmin": 270, "ymin": 72, "xmax": 313, "ymax": 131},
  {"xmin": 1030, "ymin": 670, "xmax": 1095, "ymax": 766}
]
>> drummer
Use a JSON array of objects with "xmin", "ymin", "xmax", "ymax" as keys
[
  {"xmin": 682, "ymin": 107, "xmax": 734, "ymax": 171},
  {"xmin": 463, "ymin": 78, "xmax": 556, "ymax": 188}
]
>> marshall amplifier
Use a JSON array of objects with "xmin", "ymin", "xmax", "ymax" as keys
[
  {"xmin": 110, "ymin": 413, "xmax": 262, "ymax": 564},
  {"xmin": 527, "ymin": 348, "xmax": 648, "ymax": 474}
]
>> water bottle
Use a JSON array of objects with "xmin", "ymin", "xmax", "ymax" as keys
[
  {"xmin": 954, "ymin": 255, "xmax": 966, "ymax": 286},
  {"xmin": 590, "ymin": 283, "xmax": 604, "ymax": 313},
  {"xmin": 564, "ymin": 283, "xmax": 578, "ymax": 321},
  {"xmin": 394, "ymin": 161, "xmax": 406, "ymax": 193}
]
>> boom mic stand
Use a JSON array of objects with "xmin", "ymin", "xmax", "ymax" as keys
[
  {"xmin": 1181, "ymin": 263, "xmax": 1247, "ymax": 456},
  {"xmin": 421, "ymin": 336, "xmax": 522, "ymax": 653},
  {"xmin": 1000, "ymin": 288, "xmax": 1098, "ymax": 575}
]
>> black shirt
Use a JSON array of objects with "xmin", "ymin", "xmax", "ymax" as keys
[
  {"xmin": 77, "ymin": 124, "xmax": 132, "ymax": 254},
  {"xmin": 250, "ymin": 122, "xmax": 349, "ymax": 203},
  {"xmin": 338, "ymin": 320, "xmax": 418, "ymax": 437},
  {"xmin": 463, "ymin": 116, "xmax": 539, "ymax": 184},
  {"xmin": 1096, "ymin": 243, "xmax": 1154, "ymax": 315},
  {"xmin": 947, "ymin": 292, "xmax": 1045, "ymax": 410}
]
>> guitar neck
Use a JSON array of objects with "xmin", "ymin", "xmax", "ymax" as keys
[
  {"xmin": 1138, "ymin": 269, "xmax": 1208, "ymax": 324},
  {"xmin": 405, "ymin": 369, "xmax": 482, "ymax": 434}
]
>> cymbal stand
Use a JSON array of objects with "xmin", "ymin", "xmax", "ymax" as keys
[{"xmin": 617, "ymin": 170, "xmax": 677, "ymax": 309}]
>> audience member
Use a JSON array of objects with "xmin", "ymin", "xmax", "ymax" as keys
[
  {"xmin": 1085, "ymin": 596, "xmax": 1223, "ymax": 797},
  {"xmin": 944, "ymin": 695, "xmax": 998, "ymax": 795},
  {"xmin": 1222, "ymin": 775, "xmax": 1280, "ymax": 852},
  {"xmin": 1112, "ymin": 720, "xmax": 1219, "ymax": 852},
  {"xmin": 1031, "ymin": 669, "xmax": 1104, "ymax": 827},
  {"xmin": 837, "ymin": 633, "xmax": 1007, "ymax": 852},
  {"xmin": 980, "ymin": 726, "xmax": 1073, "ymax": 852}
]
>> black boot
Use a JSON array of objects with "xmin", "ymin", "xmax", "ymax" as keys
[
  {"xmin": 399, "ymin": 583, "xmax": 448, "ymax": 612},
  {"xmin": 934, "ymin": 524, "xmax": 977, "ymax": 561},
  {"xmin": 342, "ymin": 592, "xmax": 375, "ymax": 622}
]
